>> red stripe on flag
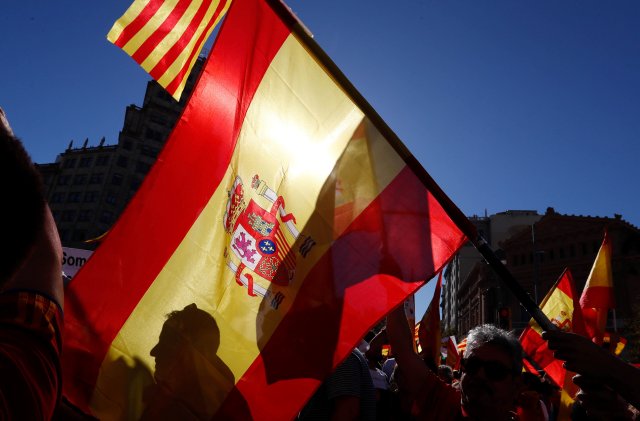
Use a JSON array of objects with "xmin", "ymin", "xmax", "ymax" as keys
[
  {"xmin": 580, "ymin": 285, "xmax": 615, "ymax": 309},
  {"xmin": 63, "ymin": 0, "xmax": 290, "ymax": 410},
  {"xmin": 215, "ymin": 166, "xmax": 465, "ymax": 419},
  {"xmin": 520, "ymin": 326, "xmax": 565, "ymax": 387},
  {"xmin": 113, "ymin": 0, "xmax": 165, "ymax": 48},
  {"xmin": 148, "ymin": 0, "xmax": 222, "ymax": 80},
  {"xmin": 130, "ymin": 0, "xmax": 196, "ymax": 64},
  {"xmin": 162, "ymin": 0, "xmax": 229, "ymax": 94}
]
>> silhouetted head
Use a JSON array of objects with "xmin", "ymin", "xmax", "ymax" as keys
[
  {"xmin": 460, "ymin": 324, "xmax": 523, "ymax": 420},
  {"xmin": 150, "ymin": 303, "xmax": 221, "ymax": 383},
  {"xmin": 0, "ymin": 108, "xmax": 45, "ymax": 285}
]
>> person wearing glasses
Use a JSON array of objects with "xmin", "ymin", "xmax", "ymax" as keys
[{"xmin": 387, "ymin": 306, "xmax": 526, "ymax": 420}]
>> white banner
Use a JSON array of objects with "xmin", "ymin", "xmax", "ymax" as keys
[{"xmin": 62, "ymin": 247, "xmax": 93, "ymax": 283}]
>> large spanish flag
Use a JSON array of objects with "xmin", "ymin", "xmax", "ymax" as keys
[
  {"xmin": 107, "ymin": 0, "xmax": 232, "ymax": 100},
  {"xmin": 580, "ymin": 231, "xmax": 615, "ymax": 343},
  {"xmin": 64, "ymin": 0, "xmax": 468, "ymax": 419},
  {"xmin": 520, "ymin": 268, "xmax": 586, "ymax": 388}
]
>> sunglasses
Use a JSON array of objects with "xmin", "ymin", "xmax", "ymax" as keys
[{"xmin": 460, "ymin": 357, "xmax": 512, "ymax": 381}]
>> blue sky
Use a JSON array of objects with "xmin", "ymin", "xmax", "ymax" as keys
[{"xmin": 2, "ymin": 1, "xmax": 639, "ymax": 316}]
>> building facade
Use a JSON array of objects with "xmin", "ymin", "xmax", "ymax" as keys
[
  {"xmin": 38, "ymin": 59, "xmax": 204, "ymax": 248},
  {"xmin": 441, "ymin": 210, "xmax": 542, "ymax": 335},
  {"xmin": 445, "ymin": 207, "xmax": 640, "ymax": 338},
  {"xmin": 501, "ymin": 208, "xmax": 640, "ymax": 331}
]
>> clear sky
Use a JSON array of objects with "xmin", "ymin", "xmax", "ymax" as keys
[{"xmin": 2, "ymin": 1, "xmax": 639, "ymax": 317}]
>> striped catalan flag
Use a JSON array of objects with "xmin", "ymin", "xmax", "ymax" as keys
[
  {"xmin": 107, "ymin": 0, "xmax": 232, "ymax": 100},
  {"xmin": 64, "ymin": 0, "xmax": 469, "ymax": 419}
]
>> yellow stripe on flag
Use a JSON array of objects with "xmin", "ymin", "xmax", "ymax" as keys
[
  {"xmin": 139, "ymin": 0, "xmax": 205, "ymax": 70},
  {"xmin": 153, "ymin": 1, "xmax": 230, "ymax": 90},
  {"xmin": 121, "ymin": 1, "xmax": 180, "ymax": 56},
  {"xmin": 106, "ymin": 0, "xmax": 153, "ymax": 42}
]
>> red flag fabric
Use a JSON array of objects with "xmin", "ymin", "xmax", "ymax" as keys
[
  {"xmin": 62, "ymin": 0, "xmax": 468, "ymax": 419},
  {"xmin": 454, "ymin": 337, "xmax": 467, "ymax": 370},
  {"xmin": 580, "ymin": 231, "xmax": 615, "ymax": 344},
  {"xmin": 520, "ymin": 268, "xmax": 586, "ymax": 388},
  {"xmin": 522, "ymin": 357, "xmax": 538, "ymax": 374},
  {"xmin": 445, "ymin": 335, "xmax": 459, "ymax": 369},
  {"xmin": 418, "ymin": 272, "xmax": 443, "ymax": 366}
]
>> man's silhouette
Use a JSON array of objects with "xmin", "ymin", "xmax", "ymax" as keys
[{"xmin": 142, "ymin": 303, "xmax": 249, "ymax": 420}]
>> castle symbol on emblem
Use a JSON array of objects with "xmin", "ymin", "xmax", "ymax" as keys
[{"xmin": 223, "ymin": 174, "xmax": 302, "ymax": 304}]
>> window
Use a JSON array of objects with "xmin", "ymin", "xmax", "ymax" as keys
[
  {"xmin": 67, "ymin": 192, "xmax": 82, "ymax": 203},
  {"xmin": 95, "ymin": 155, "xmax": 110, "ymax": 166},
  {"xmin": 139, "ymin": 145, "xmax": 158, "ymax": 158},
  {"xmin": 57, "ymin": 175, "xmax": 71, "ymax": 186},
  {"xmin": 51, "ymin": 192, "xmax": 66, "ymax": 203},
  {"xmin": 150, "ymin": 113, "xmax": 168, "ymax": 126},
  {"xmin": 72, "ymin": 230, "xmax": 87, "ymax": 241},
  {"xmin": 111, "ymin": 173, "xmax": 123, "ymax": 186},
  {"xmin": 58, "ymin": 229, "xmax": 69, "ymax": 242},
  {"xmin": 548, "ymin": 250, "xmax": 555, "ymax": 261},
  {"xmin": 581, "ymin": 242, "xmax": 588, "ymax": 255},
  {"xmin": 63, "ymin": 158, "xmax": 76, "ymax": 169},
  {"xmin": 73, "ymin": 174, "xmax": 86, "ymax": 185},
  {"xmin": 135, "ymin": 161, "xmax": 150, "ymax": 174},
  {"xmin": 89, "ymin": 173, "xmax": 104, "ymax": 184},
  {"xmin": 84, "ymin": 191, "xmax": 99, "ymax": 203},
  {"xmin": 569, "ymin": 244, "xmax": 576, "ymax": 258},
  {"xmin": 105, "ymin": 192, "xmax": 118, "ymax": 205},
  {"xmin": 78, "ymin": 210, "xmax": 92, "ymax": 222},
  {"xmin": 145, "ymin": 128, "xmax": 163, "ymax": 142},
  {"xmin": 79, "ymin": 157, "xmax": 92, "ymax": 168},
  {"xmin": 123, "ymin": 140, "xmax": 133, "ymax": 150},
  {"xmin": 117, "ymin": 156, "xmax": 128, "ymax": 168},
  {"xmin": 559, "ymin": 247, "xmax": 565, "ymax": 259},
  {"xmin": 100, "ymin": 211, "xmax": 114, "ymax": 224},
  {"xmin": 61, "ymin": 210, "xmax": 76, "ymax": 222}
]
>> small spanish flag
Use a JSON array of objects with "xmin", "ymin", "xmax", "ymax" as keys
[{"xmin": 580, "ymin": 231, "xmax": 615, "ymax": 344}]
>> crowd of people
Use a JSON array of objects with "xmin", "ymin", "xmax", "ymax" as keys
[
  {"xmin": 298, "ymin": 305, "xmax": 640, "ymax": 420},
  {"xmin": 2, "ymin": 106, "xmax": 640, "ymax": 420}
]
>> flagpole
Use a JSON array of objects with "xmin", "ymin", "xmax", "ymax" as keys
[{"xmin": 267, "ymin": 0, "xmax": 556, "ymax": 333}]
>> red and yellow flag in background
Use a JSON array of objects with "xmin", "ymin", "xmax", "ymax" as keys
[
  {"xmin": 418, "ymin": 271, "xmax": 443, "ymax": 367},
  {"xmin": 580, "ymin": 231, "xmax": 615, "ymax": 344},
  {"xmin": 107, "ymin": 0, "xmax": 232, "ymax": 100},
  {"xmin": 444, "ymin": 335, "xmax": 459, "ymax": 368},
  {"xmin": 64, "ymin": 0, "xmax": 468, "ymax": 419},
  {"xmin": 520, "ymin": 268, "xmax": 586, "ymax": 388}
]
